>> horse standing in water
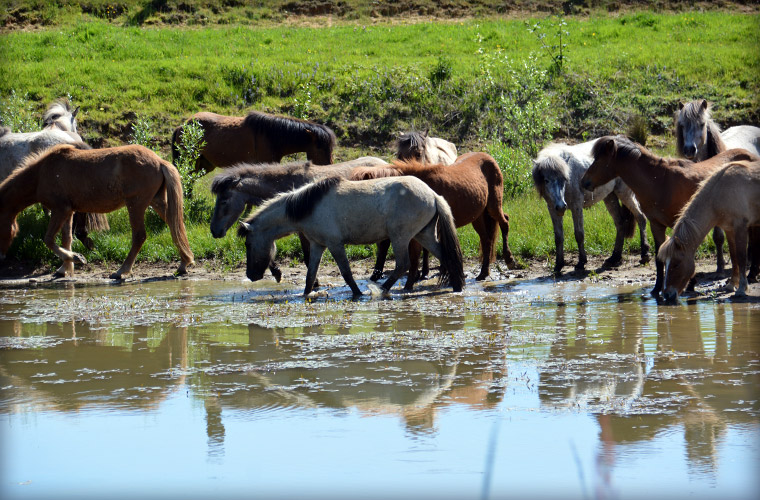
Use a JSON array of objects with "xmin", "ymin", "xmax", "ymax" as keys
[
  {"xmin": 0, "ymin": 99, "xmax": 108, "ymax": 249},
  {"xmin": 532, "ymin": 139, "xmax": 649, "ymax": 275},
  {"xmin": 0, "ymin": 144, "xmax": 193, "ymax": 279},
  {"xmin": 659, "ymin": 160, "xmax": 760, "ymax": 301},
  {"xmin": 396, "ymin": 131, "xmax": 458, "ymax": 166},
  {"xmin": 351, "ymin": 152, "xmax": 515, "ymax": 288},
  {"xmin": 171, "ymin": 110, "xmax": 337, "ymax": 175},
  {"xmin": 237, "ymin": 176, "xmax": 465, "ymax": 296},
  {"xmin": 675, "ymin": 99, "xmax": 760, "ymax": 281},
  {"xmin": 581, "ymin": 135, "xmax": 758, "ymax": 297}
]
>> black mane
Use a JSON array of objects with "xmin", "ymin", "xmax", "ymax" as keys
[
  {"xmin": 210, "ymin": 160, "xmax": 314, "ymax": 194},
  {"xmin": 243, "ymin": 111, "xmax": 336, "ymax": 154},
  {"xmin": 284, "ymin": 176, "xmax": 341, "ymax": 221}
]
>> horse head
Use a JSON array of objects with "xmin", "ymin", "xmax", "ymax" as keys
[
  {"xmin": 658, "ymin": 236, "xmax": 695, "ymax": 303},
  {"xmin": 209, "ymin": 175, "xmax": 246, "ymax": 238},
  {"xmin": 238, "ymin": 221, "xmax": 276, "ymax": 282},
  {"xmin": 676, "ymin": 99, "xmax": 709, "ymax": 160},
  {"xmin": 582, "ymin": 136, "xmax": 619, "ymax": 190},
  {"xmin": 395, "ymin": 131, "xmax": 426, "ymax": 163},
  {"xmin": 43, "ymin": 99, "xmax": 79, "ymax": 133},
  {"xmin": 304, "ymin": 128, "xmax": 334, "ymax": 165},
  {"xmin": 532, "ymin": 156, "xmax": 569, "ymax": 215}
]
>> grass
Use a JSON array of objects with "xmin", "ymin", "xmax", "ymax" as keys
[{"xmin": 1, "ymin": 4, "xmax": 756, "ymax": 270}]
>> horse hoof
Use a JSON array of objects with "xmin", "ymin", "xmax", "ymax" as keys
[
  {"xmin": 475, "ymin": 274, "xmax": 488, "ymax": 281},
  {"xmin": 603, "ymin": 256, "xmax": 622, "ymax": 268},
  {"xmin": 369, "ymin": 271, "xmax": 383, "ymax": 282},
  {"xmin": 110, "ymin": 272, "xmax": 124, "ymax": 280}
]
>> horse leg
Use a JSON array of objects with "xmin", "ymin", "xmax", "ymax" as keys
[
  {"xmin": 420, "ymin": 249, "xmax": 430, "ymax": 279},
  {"xmin": 471, "ymin": 215, "xmax": 495, "ymax": 281},
  {"xmin": 304, "ymin": 243, "xmax": 325, "ymax": 296},
  {"xmin": 548, "ymin": 205, "xmax": 565, "ymax": 275},
  {"xmin": 498, "ymin": 216, "xmax": 515, "ymax": 270},
  {"xmin": 111, "ymin": 204, "xmax": 148, "ymax": 280},
  {"xmin": 403, "ymin": 240, "xmax": 423, "ymax": 291},
  {"xmin": 43, "ymin": 210, "xmax": 85, "ymax": 277},
  {"xmin": 713, "ymin": 227, "xmax": 726, "ymax": 274},
  {"xmin": 571, "ymin": 206, "xmax": 586, "ymax": 271},
  {"xmin": 298, "ymin": 232, "xmax": 318, "ymax": 288},
  {"xmin": 329, "ymin": 244, "xmax": 362, "ymax": 296},
  {"xmin": 618, "ymin": 191, "xmax": 650, "ymax": 263},
  {"xmin": 724, "ymin": 226, "xmax": 748, "ymax": 295},
  {"xmin": 650, "ymin": 222, "xmax": 668, "ymax": 297},
  {"xmin": 748, "ymin": 227, "xmax": 760, "ymax": 283},
  {"xmin": 371, "ymin": 239, "xmax": 391, "ymax": 281},
  {"xmin": 383, "ymin": 239, "xmax": 412, "ymax": 292},
  {"xmin": 602, "ymin": 193, "xmax": 624, "ymax": 268}
]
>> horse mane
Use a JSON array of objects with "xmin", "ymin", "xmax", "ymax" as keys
[
  {"xmin": 210, "ymin": 160, "xmax": 314, "ymax": 194},
  {"xmin": 349, "ymin": 165, "xmax": 403, "ymax": 180},
  {"xmin": 592, "ymin": 135, "xmax": 644, "ymax": 162},
  {"xmin": 283, "ymin": 176, "xmax": 342, "ymax": 221},
  {"xmin": 15, "ymin": 142, "xmax": 89, "ymax": 173},
  {"xmin": 396, "ymin": 131, "xmax": 427, "ymax": 160},
  {"xmin": 42, "ymin": 98, "xmax": 73, "ymax": 127},
  {"xmin": 243, "ymin": 111, "xmax": 336, "ymax": 152}
]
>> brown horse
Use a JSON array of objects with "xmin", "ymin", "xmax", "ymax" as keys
[
  {"xmin": 351, "ymin": 152, "xmax": 516, "ymax": 288},
  {"xmin": 0, "ymin": 144, "xmax": 194, "ymax": 279},
  {"xmin": 658, "ymin": 160, "xmax": 760, "ymax": 301},
  {"xmin": 580, "ymin": 135, "xmax": 758, "ymax": 297},
  {"xmin": 171, "ymin": 110, "xmax": 336, "ymax": 175}
]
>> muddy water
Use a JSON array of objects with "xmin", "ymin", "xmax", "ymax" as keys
[{"xmin": 1, "ymin": 278, "xmax": 758, "ymax": 500}]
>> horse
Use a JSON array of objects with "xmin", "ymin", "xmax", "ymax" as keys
[
  {"xmin": 532, "ymin": 139, "xmax": 650, "ymax": 275},
  {"xmin": 396, "ymin": 131, "xmax": 458, "ymax": 166},
  {"xmin": 209, "ymin": 156, "xmax": 387, "ymax": 283},
  {"xmin": 171, "ymin": 110, "xmax": 337, "ymax": 175},
  {"xmin": 237, "ymin": 176, "xmax": 465, "ymax": 296},
  {"xmin": 0, "ymin": 99, "xmax": 109, "ymax": 250},
  {"xmin": 580, "ymin": 135, "xmax": 758, "ymax": 297},
  {"xmin": 351, "ymin": 152, "xmax": 515, "ymax": 288},
  {"xmin": 0, "ymin": 144, "xmax": 194, "ymax": 279},
  {"xmin": 659, "ymin": 160, "xmax": 760, "ymax": 301},
  {"xmin": 675, "ymin": 99, "xmax": 760, "ymax": 281}
]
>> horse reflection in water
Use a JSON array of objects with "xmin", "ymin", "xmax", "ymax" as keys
[{"xmin": 538, "ymin": 298, "xmax": 759, "ymax": 495}]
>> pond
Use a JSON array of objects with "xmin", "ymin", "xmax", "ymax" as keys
[{"xmin": 1, "ymin": 277, "xmax": 758, "ymax": 499}]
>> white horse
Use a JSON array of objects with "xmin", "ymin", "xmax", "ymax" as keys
[
  {"xmin": 532, "ymin": 139, "xmax": 650, "ymax": 275},
  {"xmin": 237, "ymin": 175, "xmax": 465, "ymax": 296},
  {"xmin": 395, "ymin": 131, "xmax": 457, "ymax": 166},
  {"xmin": 675, "ymin": 99, "xmax": 760, "ymax": 161}
]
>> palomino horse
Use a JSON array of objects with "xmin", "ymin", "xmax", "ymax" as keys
[
  {"xmin": 659, "ymin": 160, "xmax": 760, "ymax": 301},
  {"xmin": 532, "ymin": 139, "xmax": 649, "ymax": 275},
  {"xmin": 351, "ymin": 152, "xmax": 515, "ymax": 288},
  {"xmin": 172, "ymin": 111, "xmax": 337, "ymax": 175},
  {"xmin": 0, "ymin": 99, "xmax": 108, "ymax": 249},
  {"xmin": 0, "ymin": 144, "xmax": 194, "ymax": 279},
  {"xmin": 209, "ymin": 156, "xmax": 387, "ymax": 283},
  {"xmin": 580, "ymin": 135, "xmax": 758, "ymax": 297},
  {"xmin": 675, "ymin": 99, "xmax": 760, "ymax": 281},
  {"xmin": 237, "ymin": 176, "xmax": 465, "ymax": 296},
  {"xmin": 396, "ymin": 131, "xmax": 458, "ymax": 166}
]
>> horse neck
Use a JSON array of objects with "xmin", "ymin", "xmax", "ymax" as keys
[
  {"xmin": 704, "ymin": 122, "xmax": 727, "ymax": 159},
  {"xmin": 671, "ymin": 200, "xmax": 719, "ymax": 254},
  {"xmin": 0, "ymin": 166, "xmax": 40, "ymax": 216},
  {"xmin": 254, "ymin": 199, "xmax": 300, "ymax": 239},
  {"xmin": 611, "ymin": 151, "xmax": 671, "ymax": 197}
]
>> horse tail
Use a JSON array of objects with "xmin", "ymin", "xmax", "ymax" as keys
[
  {"xmin": 433, "ymin": 195, "xmax": 465, "ymax": 292},
  {"xmin": 81, "ymin": 212, "xmax": 110, "ymax": 233},
  {"xmin": 160, "ymin": 160, "xmax": 194, "ymax": 268},
  {"xmin": 349, "ymin": 166, "xmax": 403, "ymax": 181}
]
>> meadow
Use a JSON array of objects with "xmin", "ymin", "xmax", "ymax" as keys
[{"xmin": 1, "ymin": 2, "xmax": 758, "ymax": 272}]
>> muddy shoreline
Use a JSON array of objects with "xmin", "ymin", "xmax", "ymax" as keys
[{"xmin": 1, "ymin": 254, "xmax": 758, "ymax": 302}]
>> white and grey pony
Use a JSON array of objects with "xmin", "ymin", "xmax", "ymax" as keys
[
  {"xmin": 0, "ymin": 99, "xmax": 108, "ymax": 249},
  {"xmin": 675, "ymin": 98, "xmax": 760, "ymax": 279},
  {"xmin": 532, "ymin": 139, "xmax": 650, "ymax": 275},
  {"xmin": 395, "ymin": 131, "xmax": 457, "ymax": 166},
  {"xmin": 237, "ymin": 175, "xmax": 465, "ymax": 296}
]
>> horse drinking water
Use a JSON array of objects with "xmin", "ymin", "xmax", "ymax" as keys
[
  {"xmin": 0, "ymin": 144, "xmax": 194, "ymax": 279},
  {"xmin": 237, "ymin": 176, "xmax": 465, "ymax": 296}
]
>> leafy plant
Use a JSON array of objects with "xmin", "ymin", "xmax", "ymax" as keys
[
  {"xmin": 128, "ymin": 114, "xmax": 158, "ymax": 152},
  {"xmin": 173, "ymin": 119, "xmax": 207, "ymax": 199},
  {"xmin": 527, "ymin": 14, "xmax": 569, "ymax": 77}
]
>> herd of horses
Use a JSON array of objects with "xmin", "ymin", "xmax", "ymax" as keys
[{"xmin": 1, "ymin": 98, "xmax": 759, "ymax": 303}]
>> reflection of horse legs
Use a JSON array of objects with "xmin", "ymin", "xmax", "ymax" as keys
[{"xmin": 45, "ymin": 211, "xmax": 85, "ymax": 277}]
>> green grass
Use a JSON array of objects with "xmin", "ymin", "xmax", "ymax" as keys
[{"xmin": 1, "ymin": 6, "xmax": 756, "ymax": 269}]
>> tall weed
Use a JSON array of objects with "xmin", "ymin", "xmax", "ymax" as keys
[{"xmin": 0, "ymin": 90, "xmax": 38, "ymax": 132}]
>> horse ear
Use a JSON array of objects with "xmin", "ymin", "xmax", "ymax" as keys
[
  {"xmin": 700, "ymin": 99, "xmax": 708, "ymax": 111},
  {"xmin": 678, "ymin": 102, "xmax": 684, "ymax": 110},
  {"xmin": 72, "ymin": 106, "xmax": 80, "ymax": 118}
]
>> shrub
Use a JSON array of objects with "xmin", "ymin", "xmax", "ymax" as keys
[{"xmin": 173, "ymin": 118, "xmax": 207, "ymax": 198}]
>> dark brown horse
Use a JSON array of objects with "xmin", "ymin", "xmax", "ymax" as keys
[
  {"xmin": 171, "ymin": 110, "xmax": 336, "ymax": 175},
  {"xmin": 0, "ymin": 144, "xmax": 194, "ymax": 279},
  {"xmin": 351, "ymin": 152, "xmax": 516, "ymax": 288},
  {"xmin": 580, "ymin": 135, "xmax": 758, "ymax": 297}
]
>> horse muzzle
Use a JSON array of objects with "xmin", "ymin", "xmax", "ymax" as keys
[
  {"xmin": 682, "ymin": 144, "xmax": 697, "ymax": 159},
  {"xmin": 662, "ymin": 288, "xmax": 680, "ymax": 304},
  {"xmin": 246, "ymin": 270, "xmax": 265, "ymax": 282}
]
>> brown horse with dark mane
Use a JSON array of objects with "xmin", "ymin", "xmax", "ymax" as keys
[
  {"xmin": 351, "ymin": 152, "xmax": 516, "ymax": 288},
  {"xmin": 172, "ymin": 110, "xmax": 336, "ymax": 175},
  {"xmin": 0, "ymin": 144, "xmax": 194, "ymax": 279},
  {"xmin": 581, "ymin": 135, "xmax": 758, "ymax": 297}
]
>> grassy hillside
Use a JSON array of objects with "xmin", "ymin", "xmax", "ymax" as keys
[{"xmin": 0, "ymin": 2, "xmax": 757, "ymax": 271}]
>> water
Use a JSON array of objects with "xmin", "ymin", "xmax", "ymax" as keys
[{"xmin": 1, "ymin": 278, "xmax": 758, "ymax": 499}]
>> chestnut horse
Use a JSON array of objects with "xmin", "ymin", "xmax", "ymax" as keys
[
  {"xmin": 675, "ymin": 99, "xmax": 760, "ymax": 282},
  {"xmin": 171, "ymin": 110, "xmax": 336, "ymax": 175},
  {"xmin": 0, "ymin": 144, "xmax": 194, "ymax": 279},
  {"xmin": 659, "ymin": 160, "xmax": 760, "ymax": 301},
  {"xmin": 351, "ymin": 152, "xmax": 515, "ymax": 288},
  {"xmin": 580, "ymin": 135, "xmax": 758, "ymax": 297}
]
